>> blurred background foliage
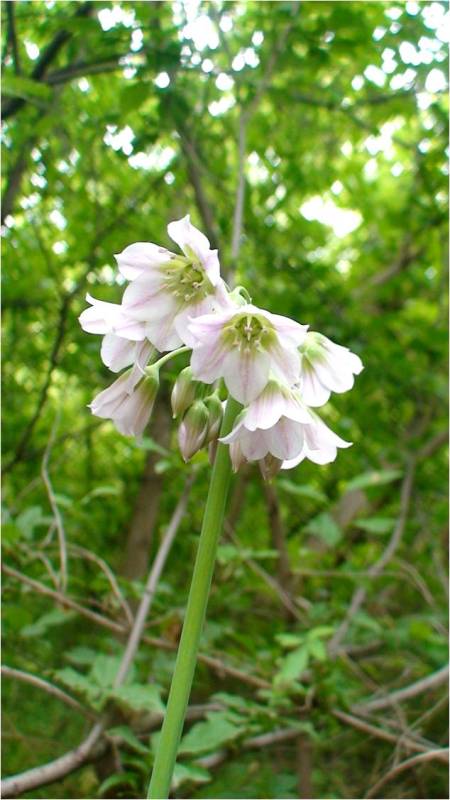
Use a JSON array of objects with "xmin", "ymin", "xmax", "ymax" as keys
[{"xmin": 1, "ymin": 1, "xmax": 448, "ymax": 798}]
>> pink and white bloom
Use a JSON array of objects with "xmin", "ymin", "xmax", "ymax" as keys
[
  {"xmin": 189, "ymin": 305, "xmax": 308, "ymax": 404},
  {"xmin": 79, "ymin": 294, "xmax": 148, "ymax": 341},
  {"xmin": 299, "ymin": 332, "xmax": 363, "ymax": 407},
  {"xmin": 221, "ymin": 380, "xmax": 351, "ymax": 470},
  {"xmin": 118, "ymin": 215, "xmax": 232, "ymax": 352},
  {"xmin": 89, "ymin": 369, "xmax": 158, "ymax": 438},
  {"xmin": 281, "ymin": 412, "xmax": 352, "ymax": 469}
]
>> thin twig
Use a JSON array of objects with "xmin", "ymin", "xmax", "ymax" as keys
[
  {"xmin": 2, "ymin": 566, "xmax": 269, "ymax": 690},
  {"xmin": 354, "ymin": 665, "xmax": 449, "ymax": 715},
  {"xmin": 113, "ymin": 477, "xmax": 193, "ymax": 687},
  {"xmin": 332, "ymin": 710, "xmax": 443, "ymax": 757},
  {"xmin": 1, "ymin": 666, "xmax": 95, "ymax": 720},
  {"xmin": 364, "ymin": 748, "xmax": 449, "ymax": 799},
  {"xmin": 41, "ymin": 415, "xmax": 68, "ymax": 592},
  {"xmin": 68, "ymin": 544, "xmax": 133, "ymax": 627}
]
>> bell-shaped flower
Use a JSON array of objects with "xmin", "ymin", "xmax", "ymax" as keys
[
  {"xmin": 299, "ymin": 332, "xmax": 363, "ymax": 407},
  {"xmin": 221, "ymin": 380, "xmax": 351, "ymax": 471},
  {"xmin": 79, "ymin": 294, "xmax": 147, "ymax": 341},
  {"xmin": 189, "ymin": 304, "xmax": 308, "ymax": 405},
  {"xmin": 89, "ymin": 367, "xmax": 159, "ymax": 438},
  {"xmin": 118, "ymin": 215, "xmax": 232, "ymax": 352},
  {"xmin": 281, "ymin": 412, "xmax": 352, "ymax": 468}
]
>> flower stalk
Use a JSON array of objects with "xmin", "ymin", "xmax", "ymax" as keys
[{"xmin": 147, "ymin": 395, "xmax": 241, "ymax": 799}]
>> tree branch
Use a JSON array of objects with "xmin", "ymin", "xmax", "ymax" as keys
[
  {"xmin": 354, "ymin": 665, "xmax": 449, "ymax": 715},
  {"xmin": 1, "ymin": 665, "xmax": 95, "ymax": 719},
  {"xmin": 365, "ymin": 748, "xmax": 449, "ymax": 799},
  {"xmin": 2, "ymin": 2, "xmax": 94, "ymax": 120}
]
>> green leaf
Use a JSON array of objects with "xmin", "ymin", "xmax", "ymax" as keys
[
  {"xmin": 110, "ymin": 684, "xmax": 165, "ymax": 714},
  {"xmin": 276, "ymin": 646, "xmax": 310, "ymax": 684},
  {"xmin": 304, "ymin": 512, "xmax": 342, "ymax": 546},
  {"xmin": 21, "ymin": 608, "xmax": 76, "ymax": 638},
  {"xmin": 277, "ymin": 479, "xmax": 327, "ymax": 503},
  {"xmin": 171, "ymin": 763, "xmax": 211, "ymax": 790},
  {"xmin": 89, "ymin": 655, "xmax": 134, "ymax": 688},
  {"xmin": 54, "ymin": 667, "xmax": 100, "ymax": 703},
  {"xmin": 97, "ymin": 772, "xmax": 138, "ymax": 797},
  {"xmin": 345, "ymin": 469, "xmax": 402, "ymax": 492},
  {"xmin": 178, "ymin": 712, "xmax": 244, "ymax": 755},
  {"xmin": 65, "ymin": 646, "xmax": 98, "ymax": 667},
  {"xmin": 107, "ymin": 725, "xmax": 149, "ymax": 755},
  {"xmin": 354, "ymin": 516, "xmax": 396, "ymax": 534}
]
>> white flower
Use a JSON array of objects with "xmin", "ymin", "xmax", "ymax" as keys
[
  {"xmin": 89, "ymin": 368, "xmax": 159, "ymax": 438},
  {"xmin": 118, "ymin": 215, "xmax": 231, "ymax": 352},
  {"xmin": 221, "ymin": 380, "xmax": 351, "ymax": 471},
  {"xmin": 299, "ymin": 332, "xmax": 363, "ymax": 407},
  {"xmin": 188, "ymin": 304, "xmax": 308, "ymax": 404},
  {"xmin": 282, "ymin": 413, "xmax": 352, "ymax": 469},
  {"xmin": 79, "ymin": 294, "xmax": 147, "ymax": 341}
]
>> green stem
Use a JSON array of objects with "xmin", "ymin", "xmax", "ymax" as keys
[
  {"xmin": 147, "ymin": 396, "xmax": 240, "ymax": 799},
  {"xmin": 150, "ymin": 346, "xmax": 190, "ymax": 372}
]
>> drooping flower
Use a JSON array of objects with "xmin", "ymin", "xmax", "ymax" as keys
[
  {"xmin": 89, "ymin": 367, "xmax": 159, "ymax": 437},
  {"xmin": 79, "ymin": 295, "xmax": 154, "ymax": 373},
  {"xmin": 118, "ymin": 215, "xmax": 232, "ymax": 352},
  {"xmin": 171, "ymin": 367, "xmax": 197, "ymax": 418},
  {"xmin": 79, "ymin": 294, "xmax": 148, "ymax": 341},
  {"xmin": 220, "ymin": 380, "xmax": 351, "ymax": 471},
  {"xmin": 281, "ymin": 412, "xmax": 352, "ymax": 468},
  {"xmin": 188, "ymin": 304, "xmax": 308, "ymax": 404},
  {"xmin": 299, "ymin": 332, "xmax": 363, "ymax": 407}
]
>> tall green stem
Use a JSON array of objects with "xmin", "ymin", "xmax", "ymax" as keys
[{"xmin": 147, "ymin": 396, "xmax": 241, "ymax": 799}]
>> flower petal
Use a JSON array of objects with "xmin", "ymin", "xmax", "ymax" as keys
[
  {"xmin": 168, "ymin": 215, "xmax": 220, "ymax": 282},
  {"xmin": 222, "ymin": 348, "xmax": 271, "ymax": 405},
  {"xmin": 101, "ymin": 334, "xmax": 137, "ymax": 372},
  {"xmin": 114, "ymin": 242, "xmax": 173, "ymax": 280}
]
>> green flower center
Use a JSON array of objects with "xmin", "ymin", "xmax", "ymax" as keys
[
  {"xmin": 300, "ymin": 332, "xmax": 325, "ymax": 364},
  {"xmin": 222, "ymin": 312, "xmax": 276, "ymax": 352},
  {"xmin": 164, "ymin": 255, "xmax": 214, "ymax": 304}
]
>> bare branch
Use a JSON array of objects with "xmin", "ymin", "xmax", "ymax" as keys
[
  {"xmin": 365, "ymin": 748, "xmax": 449, "ymax": 799},
  {"xmin": 2, "ymin": 2, "xmax": 94, "ymax": 120},
  {"xmin": 354, "ymin": 665, "xmax": 449, "ymax": 715},
  {"xmin": 1, "ymin": 721, "xmax": 105, "ymax": 799},
  {"xmin": 69, "ymin": 544, "xmax": 133, "ymax": 627},
  {"xmin": 113, "ymin": 477, "xmax": 193, "ymax": 687},
  {"xmin": 2, "ymin": 563, "xmax": 270, "ymax": 690},
  {"xmin": 332, "ymin": 710, "xmax": 441, "ymax": 758},
  {"xmin": 41, "ymin": 414, "xmax": 68, "ymax": 592},
  {"xmin": 1, "ymin": 665, "xmax": 95, "ymax": 720}
]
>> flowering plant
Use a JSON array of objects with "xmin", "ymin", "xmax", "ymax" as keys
[
  {"xmin": 80, "ymin": 215, "xmax": 362, "ymax": 476},
  {"xmin": 79, "ymin": 215, "xmax": 363, "ymax": 798}
]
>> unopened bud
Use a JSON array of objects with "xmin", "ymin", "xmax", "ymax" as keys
[
  {"xmin": 143, "ymin": 366, "xmax": 160, "ymax": 405},
  {"xmin": 204, "ymin": 394, "xmax": 224, "ymax": 443},
  {"xmin": 178, "ymin": 400, "xmax": 209, "ymax": 461},
  {"xmin": 229, "ymin": 440, "xmax": 246, "ymax": 473},
  {"xmin": 171, "ymin": 367, "xmax": 196, "ymax": 418},
  {"xmin": 259, "ymin": 454, "xmax": 283, "ymax": 481},
  {"xmin": 228, "ymin": 285, "xmax": 252, "ymax": 307}
]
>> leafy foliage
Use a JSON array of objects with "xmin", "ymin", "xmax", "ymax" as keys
[{"xmin": 2, "ymin": 2, "xmax": 448, "ymax": 799}]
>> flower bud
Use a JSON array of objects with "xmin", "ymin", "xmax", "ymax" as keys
[
  {"xmin": 259, "ymin": 454, "xmax": 283, "ymax": 481},
  {"xmin": 228, "ymin": 285, "xmax": 252, "ymax": 307},
  {"xmin": 204, "ymin": 394, "xmax": 224, "ymax": 443},
  {"xmin": 171, "ymin": 367, "xmax": 197, "ymax": 418},
  {"xmin": 178, "ymin": 400, "xmax": 209, "ymax": 461}
]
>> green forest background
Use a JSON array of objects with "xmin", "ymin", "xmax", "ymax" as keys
[{"xmin": 2, "ymin": 1, "xmax": 448, "ymax": 799}]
